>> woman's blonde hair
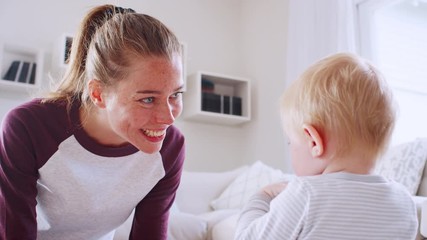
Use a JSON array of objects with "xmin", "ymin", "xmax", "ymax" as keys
[
  {"xmin": 44, "ymin": 5, "xmax": 182, "ymax": 110},
  {"xmin": 280, "ymin": 52, "xmax": 395, "ymax": 159}
]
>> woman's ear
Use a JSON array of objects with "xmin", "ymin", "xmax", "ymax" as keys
[
  {"xmin": 302, "ymin": 124, "xmax": 324, "ymax": 158},
  {"xmin": 88, "ymin": 79, "xmax": 106, "ymax": 108}
]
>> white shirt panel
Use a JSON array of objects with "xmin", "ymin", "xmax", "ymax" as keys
[{"xmin": 36, "ymin": 136, "xmax": 164, "ymax": 240}]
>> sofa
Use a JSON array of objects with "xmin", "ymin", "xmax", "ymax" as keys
[{"xmin": 114, "ymin": 138, "xmax": 427, "ymax": 240}]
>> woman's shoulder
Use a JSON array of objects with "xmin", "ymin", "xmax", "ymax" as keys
[
  {"xmin": 2, "ymin": 98, "xmax": 79, "ymax": 137},
  {"xmin": 5, "ymin": 98, "xmax": 69, "ymax": 119},
  {"xmin": 1, "ymin": 98, "xmax": 80, "ymax": 169},
  {"xmin": 159, "ymin": 125, "xmax": 185, "ymax": 172},
  {"xmin": 161, "ymin": 125, "xmax": 184, "ymax": 154},
  {"xmin": 165, "ymin": 125, "xmax": 184, "ymax": 141}
]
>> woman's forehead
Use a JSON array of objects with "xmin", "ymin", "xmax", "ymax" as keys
[{"xmin": 115, "ymin": 57, "xmax": 182, "ymax": 91}]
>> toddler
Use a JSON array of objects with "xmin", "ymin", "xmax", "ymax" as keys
[{"xmin": 235, "ymin": 53, "xmax": 418, "ymax": 240}]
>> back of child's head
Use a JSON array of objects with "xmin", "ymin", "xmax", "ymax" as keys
[{"xmin": 280, "ymin": 52, "xmax": 395, "ymax": 159}]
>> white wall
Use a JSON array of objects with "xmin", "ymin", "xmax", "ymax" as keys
[
  {"xmin": 239, "ymin": 0, "xmax": 291, "ymax": 172},
  {"xmin": 0, "ymin": 0, "xmax": 291, "ymax": 172}
]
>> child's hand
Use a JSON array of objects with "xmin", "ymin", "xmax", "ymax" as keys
[{"xmin": 261, "ymin": 181, "xmax": 288, "ymax": 199}]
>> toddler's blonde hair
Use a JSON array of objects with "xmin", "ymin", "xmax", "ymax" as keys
[{"xmin": 281, "ymin": 52, "xmax": 395, "ymax": 159}]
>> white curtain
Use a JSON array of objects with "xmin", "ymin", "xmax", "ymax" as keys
[
  {"xmin": 285, "ymin": 0, "xmax": 358, "ymax": 84},
  {"xmin": 285, "ymin": 0, "xmax": 427, "ymax": 146},
  {"xmin": 356, "ymin": 0, "xmax": 427, "ymax": 145}
]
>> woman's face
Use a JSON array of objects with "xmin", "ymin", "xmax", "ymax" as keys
[{"xmin": 98, "ymin": 54, "xmax": 184, "ymax": 154}]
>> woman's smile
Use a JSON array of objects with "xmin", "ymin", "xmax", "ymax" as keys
[{"xmin": 141, "ymin": 128, "xmax": 167, "ymax": 142}]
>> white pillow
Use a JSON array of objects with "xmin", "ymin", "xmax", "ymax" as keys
[
  {"xmin": 113, "ymin": 203, "xmax": 182, "ymax": 240},
  {"xmin": 211, "ymin": 213, "xmax": 240, "ymax": 240},
  {"xmin": 375, "ymin": 138, "xmax": 427, "ymax": 195},
  {"xmin": 168, "ymin": 212, "xmax": 208, "ymax": 240},
  {"xmin": 210, "ymin": 161, "xmax": 293, "ymax": 210},
  {"xmin": 198, "ymin": 209, "xmax": 240, "ymax": 239},
  {"xmin": 417, "ymin": 154, "xmax": 427, "ymax": 196}
]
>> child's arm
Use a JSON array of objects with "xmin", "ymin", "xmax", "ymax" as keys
[
  {"xmin": 234, "ymin": 179, "xmax": 308, "ymax": 240},
  {"xmin": 236, "ymin": 181, "xmax": 288, "ymax": 231},
  {"xmin": 261, "ymin": 181, "xmax": 288, "ymax": 198}
]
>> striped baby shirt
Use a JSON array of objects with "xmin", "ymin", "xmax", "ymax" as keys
[{"xmin": 235, "ymin": 172, "xmax": 418, "ymax": 240}]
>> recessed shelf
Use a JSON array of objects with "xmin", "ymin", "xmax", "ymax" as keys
[
  {"xmin": 184, "ymin": 71, "xmax": 251, "ymax": 125},
  {"xmin": 0, "ymin": 43, "xmax": 44, "ymax": 92}
]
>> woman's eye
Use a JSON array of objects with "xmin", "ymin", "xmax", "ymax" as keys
[
  {"xmin": 140, "ymin": 97, "xmax": 154, "ymax": 104},
  {"xmin": 171, "ymin": 92, "xmax": 183, "ymax": 99}
]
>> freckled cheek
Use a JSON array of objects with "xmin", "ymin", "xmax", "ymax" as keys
[
  {"xmin": 172, "ymin": 102, "xmax": 183, "ymax": 118},
  {"xmin": 123, "ymin": 108, "xmax": 151, "ymax": 128}
]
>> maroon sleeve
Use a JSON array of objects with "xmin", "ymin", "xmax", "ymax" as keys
[
  {"xmin": 0, "ymin": 107, "xmax": 39, "ymax": 240},
  {"xmin": 129, "ymin": 125, "xmax": 185, "ymax": 240},
  {"xmin": 0, "ymin": 100, "xmax": 74, "ymax": 240}
]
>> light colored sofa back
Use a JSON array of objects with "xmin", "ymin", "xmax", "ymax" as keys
[
  {"xmin": 417, "ymin": 162, "xmax": 427, "ymax": 196},
  {"xmin": 176, "ymin": 166, "xmax": 248, "ymax": 215}
]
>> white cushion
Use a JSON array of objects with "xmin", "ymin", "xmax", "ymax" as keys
[
  {"xmin": 198, "ymin": 209, "xmax": 240, "ymax": 228},
  {"xmin": 210, "ymin": 161, "xmax": 294, "ymax": 210},
  {"xmin": 375, "ymin": 138, "xmax": 427, "ymax": 195},
  {"xmin": 417, "ymin": 154, "xmax": 427, "ymax": 196},
  {"xmin": 211, "ymin": 214, "xmax": 240, "ymax": 240},
  {"xmin": 113, "ymin": 203, "xmax": 182, "ymax": 240},
  {"xmin": 421, "ymin": 199, "xmax": 427, "ymax": 237},
  {"xmin": 168, "ymin": 212, "xmax": 208, "ymax": 240},
  {"xmin": 412, "ymin": 196, "xmax": 427, "ymax": 239},
  {"xmin": 176, "ymin": 166, "xmax": 248, "ymax": 214},
  {"xmin": 198, "ymin": 209, "xmax": 240, "ymax": 240}
]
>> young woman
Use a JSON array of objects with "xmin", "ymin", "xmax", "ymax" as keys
[{"xmin": 0, "ymin": 5, "xmax": 185, "ymax": 240}]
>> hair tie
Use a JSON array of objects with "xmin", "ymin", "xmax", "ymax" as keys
[{"xmin": 105, "ymin": 6, "xmax": 136, "ymax": 18}]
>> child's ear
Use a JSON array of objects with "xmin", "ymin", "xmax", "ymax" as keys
[
  {"xmin": 88, "ymin": 79, "xmax": 106, "ymax": 108},
  {"xmin": 302, "ymin": 124, "xmax": 324, "ymax": 157}
]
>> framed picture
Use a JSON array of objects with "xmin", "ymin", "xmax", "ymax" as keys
[
  {"xmin": 63, "ymin": 35, "xmax": 73, "ymax": 65},
  {"xmin": 53, "ymin": 33, "xmax": 73, "ymax": 70}
]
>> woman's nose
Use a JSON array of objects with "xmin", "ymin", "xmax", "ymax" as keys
[{"xmin": 156, "ymin": 103, "xmax": 175, "ymax": 125}]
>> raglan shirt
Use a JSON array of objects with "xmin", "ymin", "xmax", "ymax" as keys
[
  {"xmin": 235, "ymin": 172, "xmax": 418, "ymax": 240},
  {"xmin": 0, "ymin": 98, "xmax": 185, "ymax": 240}
]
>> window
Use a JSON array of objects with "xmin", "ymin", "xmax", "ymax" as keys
[{"xmin": 357, "ymin": 0, "xmax": 427, "ymax": 145}]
